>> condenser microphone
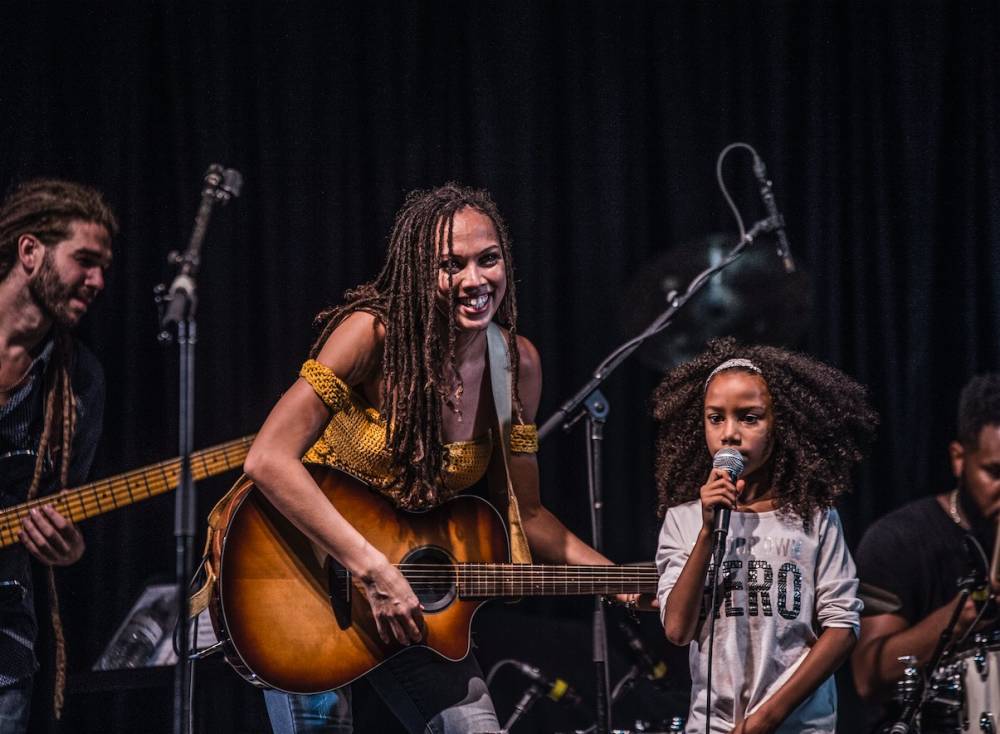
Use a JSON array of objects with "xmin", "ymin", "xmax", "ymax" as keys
[
  {"xmin": 751, "ymin": 154, "xmax": 796, "ymax": 273},
  {"xmin": 509, "ymin": 661, "xmax": 587, "ymax": 711},
  {"xmin": 711, "ymin": 448, "xmax": 746, "ymax": 557},
  {"xmin": 617, "ymin": 617, "xmax": 668, "ymax": 684}
]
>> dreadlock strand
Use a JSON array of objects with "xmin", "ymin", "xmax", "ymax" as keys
[
  {"xmin": 58, "ymin": 335, "xmax": 76, "ymax": 488},
  {"xmin": 420, "ymin": 213, "xmax": 445, "ymax": 497},
  {"xmin": 443, "ymin": 210, "xmax": 462, "ymax": 411},
  {"xmin": 20, "ymin": 332, "xmax": 77, "ymax": 720},
  {"xmin": 27, "ymin": 372, "xmax": 59, "ymax": 500}
]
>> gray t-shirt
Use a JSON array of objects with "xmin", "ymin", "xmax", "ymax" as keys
[{"xmin": 656, "ymin": 502, "xmax": 861, "ymax": 734}]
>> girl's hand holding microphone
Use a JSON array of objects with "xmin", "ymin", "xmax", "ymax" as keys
[{"xmin": 699, "ymin": 467, "xmax": 745, "ymax": 532}]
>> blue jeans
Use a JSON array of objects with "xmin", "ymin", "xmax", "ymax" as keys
[
  {"xmin": 0, "ymin": 677, "xmax": 32, "ymax": 734},
  {"xmin": 264, "ymin": 647, "xmax": 501, "ymax": 734}
]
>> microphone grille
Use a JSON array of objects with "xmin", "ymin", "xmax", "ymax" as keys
[{"xmin": 712, "ymin": 448, "xmax": 745, "ymax": 478}]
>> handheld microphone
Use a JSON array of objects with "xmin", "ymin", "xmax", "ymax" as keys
[
  {"xmin": 617, "ymin": 617, "xmax": 668, "ymax": 683},
  {"xmin": 751, "ymin": 154, "xmax": 796, "ymax": 273},
  {"xmin": 510, "ymin": 661, "xmax": 587, "ymax": 710},
  {"xmin": 711, "ymin": 448, "xmax": 746, "ymax": 556}
]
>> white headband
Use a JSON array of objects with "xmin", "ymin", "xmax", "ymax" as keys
[{"xmin": 705, "ymin": 358, "xmax": 763, "ymax": 389}]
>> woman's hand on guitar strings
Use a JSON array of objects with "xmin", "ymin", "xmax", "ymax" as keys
[{"xmin": 361, "ymin": 558, "xmax": 426, "ymax": 645}]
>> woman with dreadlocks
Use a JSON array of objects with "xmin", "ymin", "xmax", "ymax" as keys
[
  {"xmin": 244, "ymin": 183, "xmax": 632, "ymax": 733},
  {"xmin": 651, "ymin": 338, "xmax": 878, "ymax": 734}
]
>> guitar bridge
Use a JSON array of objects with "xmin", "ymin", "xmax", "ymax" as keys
[{"xmin": 327, "ymin": 559, "xmax": 352, "ymax": 630}]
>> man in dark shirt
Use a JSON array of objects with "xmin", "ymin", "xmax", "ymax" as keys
[
  {"xmin": 0, "ymin": 179, "xmax": 116, "ymax": 732},
  {"xmin": 852, "ymin": 374, "xmax": 1000, "ymax": 715}
]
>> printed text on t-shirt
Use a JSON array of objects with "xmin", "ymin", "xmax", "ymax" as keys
[{"xmin": 700, "ymin": 559, "xmax": 803, "ymax": 620}]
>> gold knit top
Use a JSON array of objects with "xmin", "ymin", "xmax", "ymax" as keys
[{"xmin": 299, "ymin": 359, "xmax": 538, "ymax": 506}]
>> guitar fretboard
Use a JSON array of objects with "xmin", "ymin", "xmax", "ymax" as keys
[
  {"xmin": 400, "ymin": 563, "xmax": 659, "ymax": 598},
  {"xmin": 0, "ymin": 435, "xmax": 255, "ymax": 549}
]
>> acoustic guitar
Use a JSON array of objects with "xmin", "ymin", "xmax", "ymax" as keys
[
  {"xmin": 210, "ymin": 465, "xmax": 659, "ymax": 694},
  {"xmin": 0, "ymin": 435, "xmax": 255, "ymax": 549}
]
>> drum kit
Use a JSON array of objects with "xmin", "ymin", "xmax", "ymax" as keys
[
  {"xmin": 895, "ymin": 528, "xmax": 1000, "ymax": 734},
  {"xmin": 887, "ymin": 531, "xmax": 1000, "ymax": 734},
  {"xmin": 919, "ymin": 631, "xmax": 1000, "ymax": 734}
]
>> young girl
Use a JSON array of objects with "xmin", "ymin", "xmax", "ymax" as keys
[{"xmin": 652, "ymin": 338, "xmax": 878, "ymax": 734}]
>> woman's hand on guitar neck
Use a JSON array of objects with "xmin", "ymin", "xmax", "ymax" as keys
[{"xmin": 361, "ymin": 557, "xmax": 425, "ymax": 645}]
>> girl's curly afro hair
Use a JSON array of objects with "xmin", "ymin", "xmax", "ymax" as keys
[{"xmin": 652, "ymin": 337, "xmax": 878, "ymax": 520}]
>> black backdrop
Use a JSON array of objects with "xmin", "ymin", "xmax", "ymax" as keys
[{"xmin": 3, "ymin": 1, "xmax": 999, "ymax": 732}]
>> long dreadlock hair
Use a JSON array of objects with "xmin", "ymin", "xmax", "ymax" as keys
[
  {"xmin": 651, "ymin": 337, "xmax": 878, "ymax": 521},
  {"xmin": 0, "ymin": 178, "xmax": 117, "ymax": 717},
  {"xmin": 311, "ymin": 183, "xmax": 521, "ymax": 509}
]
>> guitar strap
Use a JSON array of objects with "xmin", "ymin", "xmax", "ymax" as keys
[
  {"xmin": 486, "ymin": 322, "xmax": 532, "ymax": 564},
  {"xmin": 188, "ymin": 499, "xmax": 225, "ymax": 618}
]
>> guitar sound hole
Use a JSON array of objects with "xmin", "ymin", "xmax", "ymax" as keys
[{"xmin": 402, "ymin": 546, "xmax": 456, "ymax": 612}]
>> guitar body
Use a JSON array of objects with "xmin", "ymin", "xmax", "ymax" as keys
[{"xmin": 212, "ymin": 465, "xmax": 511, "ymax": 694}]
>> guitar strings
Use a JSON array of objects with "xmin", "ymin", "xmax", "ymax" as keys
[{"xmin": 395, "ymin": 564, "xmax": 659, "ymax": 591}]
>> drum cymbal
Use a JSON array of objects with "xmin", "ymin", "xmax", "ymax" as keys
[{"xmin": 621, "ymin": 232, "xmax": 812, "ymax": 371}]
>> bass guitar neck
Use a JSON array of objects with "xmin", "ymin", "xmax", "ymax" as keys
[{"xmin": 0, "ymin": 435, "xmax": 255, "ymax": 549}]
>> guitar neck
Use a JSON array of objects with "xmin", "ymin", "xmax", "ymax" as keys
[
  {"xmin": 426, "ymin": 563, "xmax": 659, "ymax": 598},
  {"xmin": 0, "ymin": 435, "xmax": 255, "ymax": 550}
]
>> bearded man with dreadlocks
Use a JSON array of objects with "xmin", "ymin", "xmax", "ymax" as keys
[
  {"xmin": 651, "ymin": 338, "xmax": 877, "ymax": 734},
  {"xmin": 0, "ymin": 179, "xmax": 116, "ymax": 732},
  {"xmin": 243, "ymin": 183, "xmax": 636, "ymax": 733}
]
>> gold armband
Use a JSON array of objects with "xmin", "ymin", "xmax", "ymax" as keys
[
  {"xmin": 510, "ymin": 423, "xmax": 539, "ymax": 454},
  {"xmin": 300, "ymin": 359, "xmax": 352, "ymax": 413}
]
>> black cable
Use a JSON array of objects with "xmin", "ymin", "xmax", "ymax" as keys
[
  {"xmin": 704, "ymin": 544, "xmax": 725, "ymax": 734},
  {"xmin": 187, "ymin": 652, "xmax": 196, "ymax": 734},
  {"xmin": 715, "ymin": 143, "xmax": 754, "ymax": 245}
]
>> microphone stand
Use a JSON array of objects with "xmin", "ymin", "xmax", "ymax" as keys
[
  {"xmin": 538, "ymin": 215, "xmax": 780, "ymax": 734},
  {"xmin": 155, "ymin": 164, "xmax": 242, "ymax": 734}
]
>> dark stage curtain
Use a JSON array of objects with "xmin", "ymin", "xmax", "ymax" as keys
[{"xmin": 2, "ymin": 1, "xmax": 998, "ymax": 732}]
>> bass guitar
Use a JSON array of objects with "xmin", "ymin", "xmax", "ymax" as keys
[
  {"xmin": 210, "ymin": 465, "xmax": 658, "ymax": 694},
  {"xmin": 0, "ymin": 435, "xmax": 255, "ymax": 549}
]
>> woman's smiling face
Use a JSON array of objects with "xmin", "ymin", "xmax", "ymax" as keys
[{"xmin": 436, "ymin": 206, "xmax": 507, "ymax": 331}]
